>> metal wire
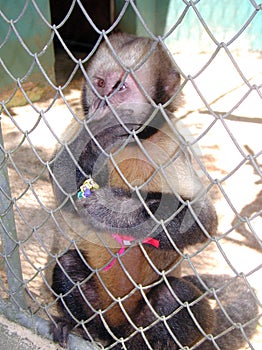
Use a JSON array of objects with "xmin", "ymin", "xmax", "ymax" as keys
[{"xmin": 0, "ymin": 1, "xmax": 261, "ymax": 349}]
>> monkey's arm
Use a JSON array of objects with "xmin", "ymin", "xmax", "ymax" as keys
[
  {"xmin": 76, "ymin": 187, "xmax": 217, "ymax": 250},
  {"xmin": 50, "ymin": 119, "xmax": 117, "ymax": 207},
  {"xmin": 74, "ymin": 117, "xmax": 217, "ymax": 250},
  {"xmin": 50, "ymin": 126, "xmax": 93, "ymax": 207}
]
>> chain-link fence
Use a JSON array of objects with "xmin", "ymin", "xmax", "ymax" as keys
[{"xmin": 0, "ymin": 1, "xmax": 261, "ymax": 349}]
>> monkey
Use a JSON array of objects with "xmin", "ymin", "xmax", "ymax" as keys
[
  {"xmin": 50, "ymin": 33, "xmax": 258, "ymax": 349},
  {"xmin": 50, "ymin": 32, "xmax": 183, "ymax": 209}
]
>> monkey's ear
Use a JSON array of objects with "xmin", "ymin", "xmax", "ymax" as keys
[
  {"xmin": 165, "ymin": 69, "xmax": 181, "ymax": 93},
  {"xmin": 164, "ymin": 69, "xmax": 183, "ymax": 111}
]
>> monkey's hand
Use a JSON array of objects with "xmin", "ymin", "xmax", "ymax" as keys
[
  {"xmin": 76, "ymin": 187, "xmax": 217, "ymax": 250},
  {"xmin": 76, "ymin": 187, "xmax": 151, "ymax": 233}
]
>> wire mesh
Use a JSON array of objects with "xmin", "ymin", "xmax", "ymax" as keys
[{"xmin": 0, "ymin": 1, "xmax": 261, "ymax": 349}]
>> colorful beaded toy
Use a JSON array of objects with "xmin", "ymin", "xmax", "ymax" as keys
[{"xmin": 77, "ymin": 176, "xmax": 100, "ymax": 199}]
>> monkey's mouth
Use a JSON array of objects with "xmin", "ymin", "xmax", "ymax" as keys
[
  {"xmin": 117, "ymin": 123, "xmax": 140, "ymax": 136},
  {"xmin": 89, "ymin": 101, "xmax": 165, "ymax": 140},
  {"xmin": 120, "ymin": 123, "xmax": 163, "ymax": 140}
]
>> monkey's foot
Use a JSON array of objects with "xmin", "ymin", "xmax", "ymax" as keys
[{"xmin": 51, "ymin": 320, "xmax": 73, "ymax": 348}]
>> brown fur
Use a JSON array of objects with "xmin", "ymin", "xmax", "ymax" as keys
[
  {"xmin": 109, "ymin": 123, "xmax": 202, "ymax": 198},
  {"xmin": 83, "ymin": 237, "xmax": 179, "ymax": 328}
]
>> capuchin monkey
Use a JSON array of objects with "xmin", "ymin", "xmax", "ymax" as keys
[{"xmin": 50, "ymin": 33, "xmax": 258, "ymax": 349}]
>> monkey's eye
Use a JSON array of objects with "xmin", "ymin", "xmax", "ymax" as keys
[
  {"xmin": 119, "ymin": 83, "xmax": 127, "ymax": 91},
  {"xmin": 113, "ymin": 80, "xmax": 127, "ymax": 92},
  {"xmin": 97, "ymin": 78, "xmax": 105, "ymax": 88}
]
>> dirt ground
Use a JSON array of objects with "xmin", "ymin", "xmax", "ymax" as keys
[{"xmin": 0, "ymin": 49, "xmax": 261, "ymax": 349}]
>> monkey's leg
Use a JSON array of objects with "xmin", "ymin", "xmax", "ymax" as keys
[
  {"xmin": 183, "ymin": 274, "xmax": 259, "ymax": 350},
  {"xmin": 51, "ymin": 249, "xmax": 111, "ymax": 347},
  {"xmin": 115, "ymin": 276, "xmax": 216, "ymax": 350}
]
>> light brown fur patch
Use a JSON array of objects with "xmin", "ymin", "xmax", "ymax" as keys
[
  {"xmin": 83, "ymin": 239, "xmax": 179, "ymax": 328},
  {"xmin": 108, "ymin": 124, "xmax": 202, "ymax": 198}
]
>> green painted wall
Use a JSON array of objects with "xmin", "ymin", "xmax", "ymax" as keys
[
  {"xmin": 115, "ymin": 0, "xmax": 262, "ymax": 52},
  {"xmin": 0, "ymin": 0, "xmax": 55, "ymax": 101}
]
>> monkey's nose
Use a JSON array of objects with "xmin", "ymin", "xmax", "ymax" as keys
[
  {"xmin": 89, "ymin": 99, "xmax": 108, "ymax": 120},
  {"xmin": 94, "ymin": 98, "xmax": 107, "ymax": 111}
]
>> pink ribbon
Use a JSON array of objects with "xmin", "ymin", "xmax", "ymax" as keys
[{"xmin": 103, "ymin": 234, "xmax": 159, "ymax": 271}]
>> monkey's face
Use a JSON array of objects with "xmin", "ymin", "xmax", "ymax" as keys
[
  {"xmin": 81, "ymin": 33, "xmax": 183, "ymax": 124},
  {"xmin": 84, "ymin": 70, "xmax": 147, "ymax": 121}
]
